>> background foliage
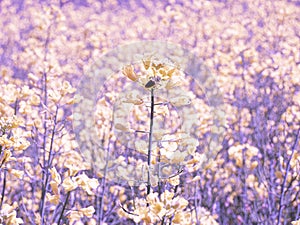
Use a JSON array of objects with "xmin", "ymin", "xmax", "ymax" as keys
[{"xmin": 0, "ymin": 0, "xmax": 299, "ymax": 224}]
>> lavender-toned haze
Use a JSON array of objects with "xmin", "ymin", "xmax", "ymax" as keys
[{"xmin": 0, "ymin": 0, "xmax": 299, "ymax": 225}]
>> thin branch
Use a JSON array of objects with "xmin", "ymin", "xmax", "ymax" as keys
[
  {"xmin": 40, "ymin": 106, "xmax": 59, "ymax": 223},
  {"xmin": 0, "ymin": 170, "xmax": 7, "ymax": 209},
  {"xmin": 39, "ymin": 21, "xmax": 52, "ymax": 225},
  {"xmin": 99, "ymin": 140, "xmax": 110, "ymax": 225},
  {"xmin": 120, "ymin": 204, "xmax": 139, "ymax": 216},
  {"xmin": 57, "ymin": 191, "xmax": 71, "ymax": 225},
  {"xmin": 1, "ymin": 99, "xmax": 19, "ymax": 209},
  {"xmin": 277, "ymin": 128, "xmax": 300, "ymax": 225}
]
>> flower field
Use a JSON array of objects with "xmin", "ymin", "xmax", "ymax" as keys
[{"xmin": 0, "ymin": 0, "xmax": 299, "ymax": 224}]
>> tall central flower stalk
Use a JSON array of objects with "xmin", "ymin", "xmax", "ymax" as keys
[
  {"xmin": 121, "ymin": 58, "xmax": 187, "ymax": 195},
  {"xmin": 147, "ymin": 88, "xmax": 155, "ymax": 195},
  {"xmin": 119, "ymin": 58, "xmax": 199, "ymax": 224}
]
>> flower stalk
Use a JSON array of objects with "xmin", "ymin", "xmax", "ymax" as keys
[
  {"xmin": 58, "ymin": 191, "xmax": 71, "ymax": 225},
  {"xmin": 147, "ymin": 88, "xmax": 155, "ymax": 196}
]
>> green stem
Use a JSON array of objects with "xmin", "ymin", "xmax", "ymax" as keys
[
  {"xmin": 0, "ymin": 170, "xmax": 7, "ymax": 209},
  {"xmin": 58, "ymin": 191, "xmax": 71, "ymax": 225},
  {"xmin": 277, "ymin": 128, "xmax": 300, "ymax": 225},
  {"xmin": 39, "ymin": 20, "xmax": 53, "ymax": 225},
  {"xmin": 40, "ymin": 107, "xmax": 58, "ymax": 223},
  {"xmin": 99, "ymin": 141, "xmax": 109, "ymax": 224},
  {"xmin": 1, "ymin": 99, "xmax": 18, "ymax": 209},
  {"xmin": 147, "ymin": 89, "xmax": 155, "ymax": 196}
]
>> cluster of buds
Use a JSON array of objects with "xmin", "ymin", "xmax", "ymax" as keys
[{"xmin": 122, "ymin": 56, "xmax": 184, "ymax": 91}]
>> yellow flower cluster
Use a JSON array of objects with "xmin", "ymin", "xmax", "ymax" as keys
[
  {"xmin": 191, "ymin": 207, "xmax": 219, "ymax": 225},
  {"xmin": 0, "ymin": 135, "xmax": 29, "ymax": 152},
  {"xmin": 66, "ymin": 206, "xmax": 95, "ymax": 225},
  {"xmin": 292, "ymin": 219, "xmax": 300, "ymax": 225},
  {"xmin": 48, "ymin": 165, "xmax": 99, "ymax": 207},
  {"xmin": 119, "ymin": 189, "xmax": 220, "ymax": 225},
  {"xmin": 0, "ymin": 116, "xmax": 23, "ymax": 132},
  {"xmin": 119, "ymin": 190, "xmax": 189, "ymax": 224},
  {"xmin": 228, "ymin": 143, "xmax": 259, "ymax": 169},
  {"xmin": 122, "ymin": 56, "xmax": 184, "ymax": 91},
  {"xmin": 0, "ymin": 203, "xmax": 23, "ymax": 225},
  {"xmin": 61, "ymin": 171, "xmax": 99, "ymax": 195}
]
